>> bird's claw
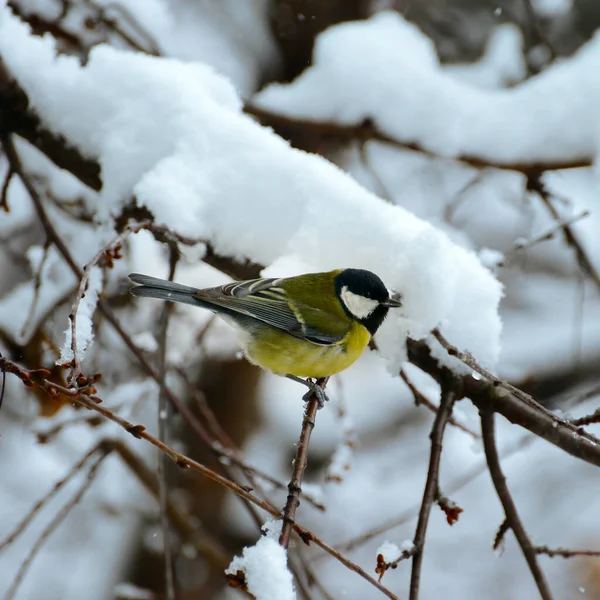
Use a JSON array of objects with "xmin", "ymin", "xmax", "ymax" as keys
[{"xmin": 302, "ymin": 382, "xmax": 329, "ymax": 409}]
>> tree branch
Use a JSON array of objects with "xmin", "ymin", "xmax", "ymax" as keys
[
  {"xmin": 406, "ymin": 336, "xmax": 600, "ymax": 468},
  {"xmin": 279, "ymin": 377, "xmax": 328, "ymax": 550},
  {"xmin": 480, "ymin": 409, "xmax": 553, "ymax": 600},
  {"xmin": 409, "ymin": 386, "xmax": 457, "ymax": 600}
]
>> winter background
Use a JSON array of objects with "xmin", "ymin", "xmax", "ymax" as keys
[{"xmin": 1, "ymin": 0, "xmax": 600, "ymax": 598}]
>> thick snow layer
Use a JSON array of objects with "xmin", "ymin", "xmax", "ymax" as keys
[
  {"xmin": 254, "ymin": 11, "xmax": 600, "ymax": 164},
  {"xmin": 0, "ymin": 5, "xmax": 503, "ymax": 368}
]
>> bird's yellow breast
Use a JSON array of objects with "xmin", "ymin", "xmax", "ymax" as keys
[{"xmin": 243, "ymin": 321, "xmax": 371, "ymax": 379}]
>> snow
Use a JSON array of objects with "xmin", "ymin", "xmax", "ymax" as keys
[
  {"xmin": 2, "ymin": 3, "xmax": 600, "ymax": 600},
  {"xmin": 377, "ymin": 540, "xmax": 402, "ymax": 563},
  {"xmin": 531, "ymin": 0, "xmax": 573, "ymax": 17},
  {"xmin": 444, "ymin": 24, "xmax": 526, "ymax": 89},
  {"xmin": 226, "ymin": 523, "xmax": 295, "ymax": 600},
  {"xmin": 58, "ymin": 266, "xmax": 102, "ymax": 363},
  {"xmin": 254, "ymin": 11, "xmax": 600, "ymax": 164},
  {"xmin": 0, "ymin": 4, "xmax": 503, "ymax": 370}
]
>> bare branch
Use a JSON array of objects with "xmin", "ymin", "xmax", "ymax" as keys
[
  {"xmin": 535, "ymin": 546, "xmax": 600, "ymax": 559},
  {"xmin": 5, "ymin": 448, "xmax": 109, "ymax": 600},
  {"xmin": 0, "ymin": 444, "xmax": 101, "ymax": 551},
  {"xmin": 156, "ymin": 249, "xmax": 177, "ymax": 600},
  {"xmin": 480, "ymin": 410, "xmax": 553, "ymax": 600},
  {"xmin": 246, "ymin": 105, "xmax": 591, "ymax": 175},
  {"xmin": 418, "ymin": 331, "xmax": 600, "ymax": 467},
  {"xmin": 280, "ymin": 377, "xmax": 328, "ymax": 550},
  {"xmin": 400, "ymin": 367, "xmax": 478, "ymax": 439},
  {"xmin": 0, "ymin": 62, "xmax": 103, "ymax": 191},
  {"xmin": 409, "ymin": 387, "xmax": 458, "ymax": 600},
  {"xmin": 527, "ymin": 173, "xmax": 600, "ymax": 294},
  {"xmin": 0, "ymin": 164, "xmax": 13, "ymax": 211},
  {"xmin": 0, "ymin": 355, "xmax": 400, "ymax": 599}
]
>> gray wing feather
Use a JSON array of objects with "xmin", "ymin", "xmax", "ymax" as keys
[
  {"xmin": 198, "ymin": 279, "xmax": 343, "ymax": 345},
  {"xmin": 129, "ymin": 274, "xmax": 343, "ymax": 345}
]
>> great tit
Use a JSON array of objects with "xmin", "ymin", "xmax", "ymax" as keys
[{"xmin": 128, "ymin": 269, "xmax": 402, "ymax": 404}]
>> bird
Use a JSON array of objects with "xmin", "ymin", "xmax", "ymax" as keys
[{"xmin": 128, "ymin": 268, "xmax": 402, "ymax": 406}]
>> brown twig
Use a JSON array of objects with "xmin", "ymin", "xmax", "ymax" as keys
[
  {"xmin": 572, "ymin": 407, "xmax": 600, "ymax": 427},
  {"xmin": 245, "ymin": 105, "xmax": 592, "ymax": 176},
  {"xmin": 493, "ymin": 518, "xmax": 510, "ymax": 551},
  {"xmin": 279, "ymin": 377, "xmax": 328, "ymax": 550},
  {"xmin": 429, "ymin": 329, "xmax": 600, "ymax": 457},
  {"xmin": 400, "ymin": 367, "xmax": 478, "ymax": 439},
  {"xmin": 82, "ymin": 0, "xmax": 162, "ymax": 56},
  {"xmin": 535, "ymin": 546, "xmax": 600, "ymax": 558},
  {"xmin": 0, "ymin": 66, "xmax": 103, "ymax": 191},
  {"xmin": 336, "ymin": 434, "xmax": 534, "ymax": 553},
  {"xmin": 521, "ymin": 0, "xmax": 558, "ymax": 67},
  {"xmin": 376, "ymin": 547, "xmax": 414, "ymax": 582},
  {"xmin": 0, "ymin": 444, "xmax": 101, "ymax": 551},
  {"xmin": 0, "ymin": 356, "xmax": 400, "ymax": 599},
  {"xmin": 110, "ymin": 439, "xmax": 229, "ymax": 569},
  {"xmin": 5, "ymin": 448, "xmax": 109, "ymax": 600},
  {"xmin": 0, "ymin": 164, "xmax": 13, "ymax": 211},
  {"xmin": 20, "ymin": 241, "xmax": 51, "ymax": 339},
  {"xmin": 500, "ymin": 210, "xmax": 590, "ymax": 265},
  {"xmin": 174, "ymin": 367, "xmax": 325, "ymax": 512},
  {"xmin": 409, "ymin": 386, "xmax": 457, "ymax": 600},
  {"xmin": 527, "ymin": 173, "xmax": 600, "ymax": 294},
  {"xmin": 156, "ymin": 249, "xmax": 177, "ymax": 600},
  {"xmin": 435, "ymin": 487, "xmax": 463, "ymax": 526},
  {"xmin": 301, "ymin": 527, "xmax": 401, "ymax": 600},
  {"xmin": 480, "ymin": 409, "xmax": 553, "ymax": 600}
]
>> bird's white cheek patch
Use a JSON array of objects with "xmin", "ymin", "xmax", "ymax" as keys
[{"xmin": 341, "ymin": 286, "xmax": 379, "ymax": 319}]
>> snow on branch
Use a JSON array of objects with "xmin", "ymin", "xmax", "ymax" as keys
[
  {"xmin": 254, "ymin": 11, "xmax": 600, "ymax": 167},
  {"xmin": 226, "ymin": 524, "xmax": 296, "ymax": 600},
  {"xmin": 0, "ymin": 5, "xmax": 502, "ymax": 371}
]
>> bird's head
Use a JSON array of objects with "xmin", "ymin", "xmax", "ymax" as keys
[{"xmin": 335, "ymin": 268, "xmax": 402, "ymax": 335}]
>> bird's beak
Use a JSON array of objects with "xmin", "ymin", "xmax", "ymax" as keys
[{"xmin": 381, "ymin": 295, "xmax": 402, "ymax": 308}]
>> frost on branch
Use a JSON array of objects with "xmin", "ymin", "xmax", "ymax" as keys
[{"xmin": 58, "ymin": 266, "xmax": 102, "ymax": 364}]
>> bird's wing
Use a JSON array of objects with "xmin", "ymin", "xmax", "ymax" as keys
[{"xmin": 197, "ymin": 278, "xmax": 347, "ymax": 345}]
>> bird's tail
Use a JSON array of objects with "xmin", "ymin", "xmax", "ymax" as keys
[{"xmin": 129, "ymin": 273, "xmax": 205, "ymax": 308}]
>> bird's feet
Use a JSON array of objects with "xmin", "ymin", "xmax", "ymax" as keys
[{"xmin": 286, "ymin": 375, "xmax": 329, "ymax": 409}]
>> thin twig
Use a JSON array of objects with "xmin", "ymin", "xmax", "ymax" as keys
[
  {"xmin": 480, "ymin": 410, "xmax": 553, "ymax": 600},
  {"xmin": 245, "ymin": 105, "xmax": 591, "ymax": 175},
  {"xmin": 0, "ymin": 139, "xmax": 272, "ymax": 532},
  {"xmin": 0, "ymin": 164, "xmax": 13, "ymax": 211},
  {"xmin": 279, "ymin": 377, "xmax": 327, "ymax": 550},
  {"xmin": 0, "ymin": 444, "xmax": 101, "ymax": 551},
  {"xmin": 376, "ymin": 547, "xmax": 414, "ymax": 581},
  {"xmin": 527, "ymin": 173, "xmax": 600, "ymax": 294},
  {"xmin": 5, "ymin": 449, "xmax": 109, "ymax": 600},
  {"xmin": 110, "ymin": 439, "xmax": 229, "ymax": 569},
  {"xmin": 335, "ymin": 434, "xmax": 534, "ymax": 553},
  {"xmin": 20, "ymin": 241, "xmax": 51, "ymax": 339},
  {"xmin": 174, "ymin": 367, "xmax": 325, "ymax": 511},
  {"xmin": 400, "ymin": 367, "xmax": 478, "ymax": 439},
  {"xmin": 157, "ymin": 250, "xmax": 177, "ymax": 600},
  {"xmin": 431, "ymin": 328, "xmax": 600, "ymax": 449},
  {"xmin": 535, "ymin": 546, "xmax": 600, "ymax": 559},
  {"xmin": 0, "ymin": 351, "xmax": 5, "ymax": 412},
  {"xmin": 522, "ymin": 0, "xmax": 558, "ymax": 65},
  {"xmin": 572, "ymin": 406, "xmax": 600, "ymax": 427},
  {"xmin": 500, "ymin": 210, "xmax": 590, "ymax": 265},
  {"xmin": 409, "ymin": 386, "xmax": 457, "ymax": 600},
  {"xmin": 301, "ymin": 527, "xmax": 401, "ymax": 600},
  {"xmin": 0, "ymin": 356, "xmax": 400, "ymax": 599}
]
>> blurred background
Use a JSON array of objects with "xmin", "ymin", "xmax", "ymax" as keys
[{"xmin": 2, "ymin": 0, "xmax": 600, "ymax": 599}]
